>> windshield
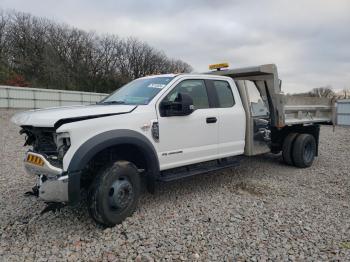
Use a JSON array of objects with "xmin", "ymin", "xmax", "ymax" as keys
[{"xmin": 100, "ymin": 76, "xmax": 174, "ymax": 105}]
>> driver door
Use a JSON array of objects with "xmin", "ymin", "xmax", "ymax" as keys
[{"xmin": 156, "ymin": 79, "xmax": 219, "ymax": 170}]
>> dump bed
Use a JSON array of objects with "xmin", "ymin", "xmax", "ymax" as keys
[
  {"xmin": 207, "ymin": 64, "xmax": 334, "ymax": 127},
  {"xmin": 284, "ymin": 96, "xmax": 333, "ymax": 125},
  {"xmin": 207, "ymin": 64, "xmax": 334, "ymax": 156}
]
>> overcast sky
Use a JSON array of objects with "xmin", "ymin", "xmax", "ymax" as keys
[{"xmin": 1, "ymin": 0, "xmax": 350, "ymax": 93}]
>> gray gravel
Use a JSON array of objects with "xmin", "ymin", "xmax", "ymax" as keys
[{"xmin": 1, "ymin": 109, "xmax": 350, "ymax": 261}]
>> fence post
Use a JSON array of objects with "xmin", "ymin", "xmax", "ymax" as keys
[
  {"xmin": 33, "ymin": 89, "xmax": 37, "ymax": 109},
  {"xmin": 6, "ymin": 87, "xmax": 10, "ymax": 109},
  {"xmin": 59, "ymin": 91, "xmax": 62, "ymax": 106}
]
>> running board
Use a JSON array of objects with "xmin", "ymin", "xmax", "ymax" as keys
[{"xmin": 158, "ymin": 157, "xmax": 240, "ymax": 182}]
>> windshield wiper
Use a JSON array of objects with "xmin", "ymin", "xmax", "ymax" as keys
[{"xmin": 98, "ymin": 100, "xmax": 125, "ymax": 105}]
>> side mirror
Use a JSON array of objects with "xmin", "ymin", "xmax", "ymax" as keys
[{"xmin": 160, "ymin": 93, "xmax": 194, "ymax": 117}]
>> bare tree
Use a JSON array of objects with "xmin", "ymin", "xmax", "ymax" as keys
[
  {"xmin": 0, "ymin": 11, "xmax": 10, "ymax": 83},
  {"xmin": 338, "ymin": 88, "xmax": 350, "ymax": 99},
  {"xmin": 0, "ymin": 10, "xmax": 193, "ymax": 92},
  {"xmin": 308, "ymin": 86, "xmax": 335, "ymax": 98}
]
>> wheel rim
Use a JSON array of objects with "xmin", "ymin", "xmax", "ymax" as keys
[
  {"xmin": 303, "ymin": 142, "xmax": 314, "ymax": 163},
  {"xmin": 108, "ymin": 177, "xmax": 134, "ymax": 210}
]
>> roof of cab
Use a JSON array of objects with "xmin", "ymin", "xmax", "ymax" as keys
[
  {"xmin": 139, "ymin": 64, "xmax": 278, "ymax": 80},
  {"xmin": 139, "ymin": 73, "xmax": 232, "ymax": 81},
  {"xmin": 139, "ymin": 73, "xmax": 179, "ymax": 79}
]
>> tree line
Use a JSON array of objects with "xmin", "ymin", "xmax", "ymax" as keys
[
  {"xmin": 289, "ymin": 86, "xmax": 350, "ymax": 99},
  {"xmin": 0, "ymin": 10, "xmax": 192, "ymax": 93}
]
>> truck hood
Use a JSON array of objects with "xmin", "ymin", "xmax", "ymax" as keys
[{"xmin": 11, "ymin": 104, "xmax": 137, "ymax": 128}]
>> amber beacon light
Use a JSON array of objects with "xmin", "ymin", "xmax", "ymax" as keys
[{"xmin": 209, "ymin": 62, "xmax": 229, "ymax": 71}]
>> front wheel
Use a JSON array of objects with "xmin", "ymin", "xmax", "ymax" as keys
[
  {"xmin": 292, "ymin": 134, "xmax": 316, "ymax": 168},
  {"xmin": 88, "ymin": 161, "xmax": 141, "ymax": 227}
]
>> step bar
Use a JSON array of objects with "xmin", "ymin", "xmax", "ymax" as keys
[{"xmin": 158, "ymin": 157, "xmax": 241, "ymax": 182}]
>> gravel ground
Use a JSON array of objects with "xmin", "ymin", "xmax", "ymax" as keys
[{"xmin": 0, "ymin": 109, "xmax": 350, "ymax": 261}]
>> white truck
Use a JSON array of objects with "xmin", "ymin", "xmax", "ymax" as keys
[{"xmin": 11, "ymin": 64, "xmax": 334, "ymax": 226}]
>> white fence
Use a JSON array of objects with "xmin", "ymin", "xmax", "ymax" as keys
[
  {"xmin": 0, "ymin": 85, "xmax": 108, "ymax": 109},
  {"xmin": 336, "ymin": 99, "xmax": 350, "ymax": 126}
]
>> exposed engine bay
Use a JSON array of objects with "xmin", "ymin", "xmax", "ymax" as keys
[{"xmin": 20, "ymin": 126, "xmax": 70, "ymax": 168}]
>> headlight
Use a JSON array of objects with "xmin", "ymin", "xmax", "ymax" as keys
[{"xmin": 55, "ymin": 132, "xmax": 71, "ymax": 160}]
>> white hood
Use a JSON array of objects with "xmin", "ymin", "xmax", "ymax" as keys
[{"xmin": 11, "ymin": 104, "xmax": 136, "ymax": 127}]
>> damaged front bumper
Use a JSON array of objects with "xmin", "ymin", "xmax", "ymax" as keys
[{"xmin": 24, "ymin": 151, "xmax": 68, "ymax": 202}]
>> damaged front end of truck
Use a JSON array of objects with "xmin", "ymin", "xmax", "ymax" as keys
[{"xmin": 20, "ymin": 126, "xmax": 71, "ymax": 205}]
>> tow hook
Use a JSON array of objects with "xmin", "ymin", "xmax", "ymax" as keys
[{"xmin": 24, "ymin": 185, "xmax": 39, "ymax": 197}]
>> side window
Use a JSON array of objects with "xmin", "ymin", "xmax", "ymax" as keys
[
  {"xmin": 164, "ymin": 79, "xmax": 209, "ymax": 109},
  {"xmin": 245, "ymin": 80, "xmax": 269, "ymax": 117},
  {"xmin": 212, "ymin": 80, "xmax": 235, "ymax": 107}
]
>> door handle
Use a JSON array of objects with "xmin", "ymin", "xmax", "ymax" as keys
[{"xmin": 206, "ymin": 117, "xmax": 217, "ymax": 124}]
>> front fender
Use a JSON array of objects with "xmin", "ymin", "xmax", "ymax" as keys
[{"xmin": 67, "ymin": 129, "xmax": 159, "ymax": 205}]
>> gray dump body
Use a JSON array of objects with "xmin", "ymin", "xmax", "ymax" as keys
[
  {"xmin": 284, "ymin": 96, "xmax": 333, "ymax": 125},
  {"xmin": 208, "ymin": 64, "xmax": 334, "ymax": 127},
  {"xmin": 207, "ymin": 64, "xmax": 334, "ymax": 156}
]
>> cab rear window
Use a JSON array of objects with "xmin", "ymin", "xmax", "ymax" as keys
[{"xmin": 212, "ymin": 80, "xmax": 235, "ymax": 108}]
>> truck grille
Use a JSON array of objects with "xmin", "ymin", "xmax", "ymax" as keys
[{"xmin": 20, "ymin": 126, "xmax": 58, "ymax": 157}]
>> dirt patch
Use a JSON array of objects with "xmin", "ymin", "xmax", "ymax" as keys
[{"xmin": 233, "ymin": 181, "xmax": 269, "ymax": 196}]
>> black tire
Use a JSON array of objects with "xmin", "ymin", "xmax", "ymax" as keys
[
  {"xmin": 292, "ymin": 134, "xmax": 316, "ymax": 168},
  {"xmin": 282, "ymin": 133, "xmax": 298, "ymax": 165},
  {"xmin": 88, "ymin": 161, "xmax": 141, "ymax": 227}
]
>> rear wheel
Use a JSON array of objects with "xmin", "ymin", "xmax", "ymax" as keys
[
  {"xmin": 282, "ymin": 133, "xmax": 298, "ymax": 165},
  {"xmin": 292, "ymin": 134, "xmax": 316, "ymax": 168},
  {"xmin": 88, "ymin": 161, "xmax": 141, "ymax": 227}
]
